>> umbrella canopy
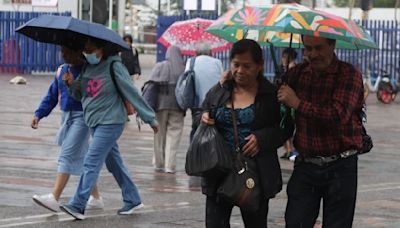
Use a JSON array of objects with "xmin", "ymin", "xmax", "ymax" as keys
[
  {"xmin": 15, "ymin": 14, "xmax": 129, "ymax": 51},
  {"xmin": 158, "ymin": 18, "xmax": 231, "ymax": 55},
  {"xmin": 206, "ymin": 3, "xmax": 377, "ymax": 49}
]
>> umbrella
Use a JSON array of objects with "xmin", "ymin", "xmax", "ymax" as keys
[
  {"xmin": 158, "ymin": 18, "xmax": 231, "ymax": 56},
  {"xmin": 15, "ymin": 14, "xmax": 129, "ymax": 51},
  {"xmin": 206, "ymin": 3, "xmax": 377, "ymax": 49}
]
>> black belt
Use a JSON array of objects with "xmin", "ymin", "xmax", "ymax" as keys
[{"xmin": 296, "ymin": 150, "xmax": 358, "ymax": 166}]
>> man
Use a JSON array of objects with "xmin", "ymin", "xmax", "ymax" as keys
[
  {"xmin": 186, "ymin": 42, "xmax": 223, "ymax": 140},
  {"xmin": 277, "ymin": 35, "xmax": 364, "ymax": 228}
]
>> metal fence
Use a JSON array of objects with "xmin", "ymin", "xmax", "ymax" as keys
[
  {"xmin": 0, "ymin": 11, "xmax": 70, "ymax": 74},
  {"xmin": 1, "ymin": 11, "xmax": 399, "ymax": 78},
  {"xmin": 157, "ymin": 15, "xmax": 400, "ymax": 80}
]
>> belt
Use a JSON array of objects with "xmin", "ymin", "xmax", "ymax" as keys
[{"xmin": 296, "ymin": 149, "xmax": 358, "ymax": 166}]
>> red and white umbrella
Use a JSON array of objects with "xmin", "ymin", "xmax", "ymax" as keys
[{"xmin": 158, "ymin": 18, "xmax": 231, "ymax": 56}]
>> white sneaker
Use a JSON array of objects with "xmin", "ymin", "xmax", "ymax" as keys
[
  {"xmin": 165, "ymin": 168, "xmax": 176, "ymax": 174},
  {"xmin": 32, "ymin": 193, "xmax": 60, "ymax": 212},
  {"xmin": 86, "ymin": 196, "xmax": 104, "ymax": 210}
]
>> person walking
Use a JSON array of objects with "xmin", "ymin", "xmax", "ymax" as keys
[
  {"xmin": 149, "ymin": 46, "xmax": 185, "ymax": 174},
  {"xmin": 201, "ymin": 39, "xmax": 294, "ymax": 228},
  {"xmin": 185, "ymin": 42, "xmax": 223, "ymax": 141},
  {"xmin": 121, "ymin": 34, "xmax": 141, "ymax": 80},
  {"xmin": 278, "ymin": 35, "xmax": 364, "ymax": 228},
  {"xmin": 31, "ymin": 46, "xmax": 103, "ymax": 212},
  {"xmin": 278, "ymin": 48, "xmax": 298, "ymax": 161},
  {"xmin": 60, "ymin": 37, "xmax": 159, "ymax": 220}
]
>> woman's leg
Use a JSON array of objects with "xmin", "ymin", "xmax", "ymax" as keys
[
  {"xmin": 53, "ymin": 173, "xmax": 70, "ymax": 200},
  {"xmin": 91, "ymin": 184, "xmax": 100, "ymax": 199},
  {"xmin": 105, "ymin": 143, "xmax": 142, "ymax": 207},
  {"xmin": 240, "ymin": 199, "xmax": 269, "ymax": 228},
  {"xmin": 68, "ymin": 124, "xmax": 124, "ymax": 211},
  {"xmin": 206, "ymin": 196, "xmax": 233, "ymax": 228}
]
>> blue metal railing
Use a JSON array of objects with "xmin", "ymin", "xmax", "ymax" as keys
[
  {"xmin": 0, "ymin": 11, "xmax": 70, "ymax": 74},
  {"xmin": 156, "ymin": 15, "xmax": 400, "ymax": 80}
]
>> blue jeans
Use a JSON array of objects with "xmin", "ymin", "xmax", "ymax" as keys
[
  {"xmin": 57, "ymin": 111, "xmax": 89, "ymax": 175},
  {"xmin": 68, "ymin": 124, "xmax": 142, "ymax": 211},
  {"xmin": 285, "ymin": 155, "xmax": 358, "ymax": 228}
]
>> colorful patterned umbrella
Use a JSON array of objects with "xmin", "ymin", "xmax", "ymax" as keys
[
  {"xmin": 158, "ymin": 18, "xmax": 231, "ymax": 55},
  {"xmin": 206, "ymin": 3, "xmax": 377, "ymax": 49}
]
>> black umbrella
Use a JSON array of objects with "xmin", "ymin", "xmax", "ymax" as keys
[{"xmin": 15, "ymin": 14, "xmax": 129, "ymax": 51}]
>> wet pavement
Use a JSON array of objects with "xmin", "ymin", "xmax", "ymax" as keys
[{"xmin": 0, "ymin": 71, "xmax": 400, "ymax": 227}]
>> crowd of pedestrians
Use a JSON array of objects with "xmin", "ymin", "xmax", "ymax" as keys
[{"xmin": 30, "ymin": 35, "xmax": 365, "ymax": 227}]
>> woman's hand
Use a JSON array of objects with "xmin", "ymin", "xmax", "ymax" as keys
[
  {"xmin": 151, "ymin": 124, "xmax": 160, "ymax": 134},
  {"xmin": 62, "ymin": 70, "xmax": 74, "ymax": 86},
  {"xmin": 31, "ymin": 116, "xmax": 40, "ymax": 129},
  {"xmin": 242, "ymin": 134, "xmax": 260, "ymax": 157},
  {"xmin": 201, "ymin": 112, "xmax": 215, "ymax": 125}
]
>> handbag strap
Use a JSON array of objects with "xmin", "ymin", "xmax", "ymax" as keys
[{"xmin": 230, "ymin": 92, "xmax": 240, "ymax": 154}]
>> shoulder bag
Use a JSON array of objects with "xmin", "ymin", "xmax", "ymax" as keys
[{"xmin": 217, "ymin": 97, "xmax": 262, "ymax": 212}]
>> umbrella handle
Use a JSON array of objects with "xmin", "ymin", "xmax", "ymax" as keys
[{"xmin": 269, "ymin": 43, "xmax": 283, "ymax": 81}]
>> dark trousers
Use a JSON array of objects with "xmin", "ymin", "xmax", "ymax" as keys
[
  {"xmin": 206, "ymin": 195, "xmax": 269, "ymax": 228},
  {"xmin": 285, "ymin": 155, "xmax": 358, "ymax": 228}
]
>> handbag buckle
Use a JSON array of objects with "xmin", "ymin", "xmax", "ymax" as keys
[{"xmin": 238, "ymin": 168, "xmax": 245, "ymax": 174}]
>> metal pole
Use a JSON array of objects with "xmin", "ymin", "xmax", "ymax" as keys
[
  {"xmin": 109, "ymin": 0, "xmax": 113, "ymax": 29},
  {"xmin": 218, "ymin": 0, "xmax": 221, "ymax": 15},
  {"xmin": 395, "ymin": 0, "xmax": 400, "ymax": 21},
  {"xmin": 348, "ymin": 0, "xmax": 355, "ymax": 20},
  {"xmin": 78, "ymin": 0, "xmax": 82, "ymax": 19},
  {"xmin": 90, "ymin": 0, "xmax": 93, "ymax": 22},
  {"xmin": 158, "ymin": 0, "xmax": 161, "ymax": 15},
  {"xmin": 118, "ymin": 0, "xmax": 125, "ymax": 35}
]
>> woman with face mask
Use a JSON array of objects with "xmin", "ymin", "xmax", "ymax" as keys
[
  {"xmin": 31, "ymin": 46, "xmax": 104, "ymax": 213},
  {"xmin": 61, "ymin": 38, "xmax": 159, "ymax": 220}
]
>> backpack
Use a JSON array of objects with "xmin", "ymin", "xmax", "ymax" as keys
[
  {"xmin": 175, "ymin": 57, "xmax": 197, "ymax": 111},
  {"xmin": 141, "ymin": 80, "xmax": 159, "ymax": 111}
]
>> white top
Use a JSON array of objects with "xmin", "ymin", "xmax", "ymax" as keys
[{"xmin": 185, "ymin": 55, "xmax": 223, "ymax": 106}]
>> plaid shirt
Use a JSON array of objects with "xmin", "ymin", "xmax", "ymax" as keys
[{"xmin": 287, "ymin": 55, "xmax": 364, "ymax": 157}]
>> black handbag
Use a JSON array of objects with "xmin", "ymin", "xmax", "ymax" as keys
[
  {"xmin": 185, "ymin": 123, "xmax": 232, "ymax": 176},
  {"xmin": 358, "ymin": 106, "xmax": 373, "ymax": 155},
  {"xmin": 217, "ymin": 97, "xmax": 261, "ymax": 212},
  {"xmin": 359, "ymin": 126, "xmax": 373, "ymax": 154}
]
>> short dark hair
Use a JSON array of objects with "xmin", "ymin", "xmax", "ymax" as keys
[
  {"xmin": 282, "ymin": 48, "xmax": 297, "ymax": 60},
  {"xmin": 301, "ymin": 35, "xmax": 336, "ymax": 47},
  {"xmin": 230, "ymin": 39, "xmax": 263, "ymax": 65},
  {"xmin": 123, "ymin": 34, "xmax": 133, "ymax": 43},
  {"xmin": 87, "ymin": 37, "xmax": 118, "ymax": 60}
]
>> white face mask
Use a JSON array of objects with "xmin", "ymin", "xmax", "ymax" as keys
[{"xmin": 83, "ymin": 52, "xmax": 101, "ymax": 65}]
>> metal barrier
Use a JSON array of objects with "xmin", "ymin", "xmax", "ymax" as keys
[
  {"xmin": 0, "ymin": 11, "xmax": 71, "ymax": 74},
  {"xmin": 156, "ymin": 16, "xmax": 400, "ymax": 79}
]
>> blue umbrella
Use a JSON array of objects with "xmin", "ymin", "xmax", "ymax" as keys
[{"xmin": 15, "ymin": 14, "xmax": 129, "ymax": 51}]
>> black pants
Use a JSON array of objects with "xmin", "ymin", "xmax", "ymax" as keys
[
  {"xmin": 206, "ymin": 195, "xmax": 269, "ymax": 228},
  {"xmin": 285, "ymin": 155, "xmax": 358, "ymax": 228}
]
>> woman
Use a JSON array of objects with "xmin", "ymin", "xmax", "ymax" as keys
[
  {"xmin": 31, "ymin": 46, "xmax": 103, "ymax": 212},
  {"xmin": 61, "ymin": 37, "xmax": 159, "ymax": 220},
  {"xmin": 201, "ymin": 39, "xmax": 294, "ymax": 227},
  {"xmin": 121, "ymin": 34, "xmax": 141, "ymax": 80},
  {"xmin": 279, "ymin": 48, "xmax": 299, "ymax": 161},
  {"xmin": 148, "ymin": 46, "xmax": 185, "ymax": 174}
]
